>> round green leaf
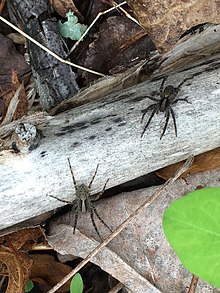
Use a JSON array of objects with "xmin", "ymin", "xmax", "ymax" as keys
[
  {"xmin": 25, "ymin": 279, "xmax": 34, "ymax": 292},
  {"xmin": 70, "ymin": 273, "xmax": 83, "ymax": 293},
  {"xmin": 163, "ymin": 187, "xmax": 220, "ymax": 288}
]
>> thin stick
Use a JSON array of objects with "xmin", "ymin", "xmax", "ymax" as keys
[
  {"xmin": 187, "ymin": 274, "xmax": 199, "ymax": 293},
  {"xmin": 67, "ymin": 1, "xmax": 127, "ymax": 56},
  {"xmin": 107, "ymin": 282, "xmax": 124, "ymax": 293},
  {"xmin": 47, "ymin": 155, "xmax": 194, "ymax": 293},
  {"xmin": 0, "ymin": 16, "xmax": 106, "ymax": 77},
  {"xmin": 114, "ymin": 2, "xmax": 140, "ymax": 26}
]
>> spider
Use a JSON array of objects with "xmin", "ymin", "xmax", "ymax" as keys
[
  {"xmin": 141, "ymin": 76, "xmax": 191, "ymax": 139},
  {"xmin": 49, "ymin": 158, "xmax": 112, "ymax": 241}
]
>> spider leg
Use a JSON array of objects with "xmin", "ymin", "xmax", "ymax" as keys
[
  {"xmin": 173, "ymin": 97, "xmax": 191, "ymax": 104},
  {"xmin": 90, "ymin": 208, "xmax": 103, "ymax": 241},
  {"xmin": 88, "ymin": 164, "xmax": 99, "ymax": 189},
  {"xmin": 92, "ymin": 204, "xmax": 112, "ymax": 233},
  {"xmin": 145, "ymin": 95, "xmax": 159, "ymax": 102},
  {"xmin": 141, "ymin": 104, "xmax": 157, "ymax": 123},
  {"xmin": 176, "ymin": 76, "xmax": 193, "ymax": 91},
  {"xmin": 92, "ymin": 178, "xmax": 110, "ymax": 201},
  {"xmin": 170, "ymin": 107, "xmax": 178, "ymax": 137},
  {"xmin": 160, "ymin": 109, "xmax": 170, "ymax": 139},
  {"xmin": 49, "ymin": 194, "xmax": 73, "ymax": 204},
  {"xmin": 73, "ymin": 212, "xmax": 78, "ymax": 234},
  {"xmin": 67, "ymin": 158, "xmax": 77, "ymax": 192},
  {"xmin": 159, "ymin": 76, "xmax": 168, "ymax": 95},
  {"xmin": 141, "ymin": 106, "xmax": 158, "ymax": 138}
]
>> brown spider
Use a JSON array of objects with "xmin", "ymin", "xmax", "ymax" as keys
[
  {"xmin": 141, "ymin": 76, "xmax": 191, "ymax": 139},
  {"xmin": 49, "ymin": 158, "xmax": 112, "ymax": 241}
]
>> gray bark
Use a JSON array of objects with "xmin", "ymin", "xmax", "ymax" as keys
[
  {"xmin": 9, "ymin": 0, "xmax": 79, "ymax": 110},
  {"xmin": 0, "ymin": 57, "xmax": 220, "ymax": 234},
  {"xmin": 1, "ymin": 55, "xmax": 220, "ymax": 234}
]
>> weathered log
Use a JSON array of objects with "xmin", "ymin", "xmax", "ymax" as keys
[{"xmin": 1, "ymin": 54, "xmax": 220, "ymax": 234}]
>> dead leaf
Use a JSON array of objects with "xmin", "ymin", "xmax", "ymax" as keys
[
  {"xmin": 156, "ymin": 147, "xmax": 220, "ymax": 180},
  {"xmin": 7, "ymin": 33, "xmax": 26, "ymax": 45},
  {"xmin": 0, "ymin": 33, "xmax": 30, "ymax": 91},
  {"xmin": 1, "ymin": 69, "xmax": 27, "ymax": 124},
  {"xmin": 47, "ymin": 167, "xmax": 220, "ymax": 292},
  {"xmin": 0, "ymin": 238, "xmax": 33, "ymax": 293},
  {"xmin": 0, "ymin": 227, "xmax": 45, "ymax": 293},
  {"xmin": 49, "ymin": 0, "xmax": 83, "ymax": 20},
  {"xmin": 127, "ymin": 0, "xmax": 220, "ymax": 52},
  {"xmin": 30, "ymin": 254, "xmax": 72, "ymax": 292},
  {"xmin": 81, "ymin": 15, "xmax": 148, "ymax": 84}
]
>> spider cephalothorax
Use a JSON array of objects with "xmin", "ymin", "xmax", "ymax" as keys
[
  {"xmin": 50, "ymin": 158, "xmax": 112, "ymax": 241},
  {"xmin": 141, "ymin": 76, "xmax": 191, "ymax": 139}
]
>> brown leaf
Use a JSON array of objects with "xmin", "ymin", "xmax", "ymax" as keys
[
  {"xmin": 30, "ymin": 254, "xmax": 72, "ymax": 292},
  {"xmin": 156, "ymin": 147, "xmax": 220, "ymax": 180},
  {"xmin": 1, "ymin": 69, "xmax": 27, "ymax": 124},
  {"xmin": 49, "ymin": 0, "xmax": 83, "ymax": 19},
  {"xmin": 0, "ymin": 239, "xmax": 33, "ymax": 293},
  {"xmin": 0, "ymin": 33, "xmax": 30, "ymax": 91},
  {"xmin": 5, "ymin": 227, "xmax": 45, "ymax": 250},
  {"xmin": 127, "ymin": 0, "xmax": 220, "ymax": 52},
  {"xmin": 81, "ymin": 15, "xmax": 148, "ymax": 84},
  {"xmin": 0, "ymin": 228, "xmax": 45, "ymax": 293}
]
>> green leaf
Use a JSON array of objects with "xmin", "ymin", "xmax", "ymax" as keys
[
  {"xmin": 24, "ymin": 279, "xmax": 34, "ymax": 292},
  {"xmin": 163, "ymin": 187, "xmax": 220, "ymax": 288},
  {"xmin": 70, "ymin": 273, "xmax": 83, "ymax": 293}
]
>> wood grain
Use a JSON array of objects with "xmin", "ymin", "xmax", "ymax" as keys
[{"xmin": 1, "ymin": 59, "xmax": 220, "ymax": 234}]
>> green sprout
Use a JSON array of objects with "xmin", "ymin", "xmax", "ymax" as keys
[
  {"xmin": 70, "ymin": 273, "xmax": 83, "ymax": 293},
  {"xmin": 57, "ymin": 11, "xmax": 87, "ymax": 41},
  {"xmin": 24, "ymin": 279, "xmax": 34, "ymax": 292}
]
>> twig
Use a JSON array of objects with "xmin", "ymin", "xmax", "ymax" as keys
[
  {"xmin": 47, "ymin": 155, "xmax": 194, "ymax": 293},
  {"xmin": 0, "ymin": 16, "xmax": 106, "ymax": 78},
  {"xmin": 67, "ymin": 1, "xmax": 140, "ymax": 56},
  {"xmin": 107, "ymin": 282, "xmax": 124, "ymax": 293},
  {"xmin": 187, "ymin": 274, "xmax": 199, "ymax": 293}
]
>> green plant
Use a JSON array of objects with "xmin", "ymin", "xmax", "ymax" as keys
[
  {"xmin": 24, "ymin": 279, "xmax": 34, "ymax": 292},
  {"xmin": 163, "ymin": 187, "xmax": 220, "ymax": 288},
  {"xmin": 57, "ymin": 11, "xmax": 87, "ymax": 41},
  {"xmin": 70, "ymin": 273, "xmax": 83, "ymax": 293}
]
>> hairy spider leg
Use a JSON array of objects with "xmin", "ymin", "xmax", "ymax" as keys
[
  {"xmin": 175, "ymin": 76, "xmax": 192, "ymax": 91},
  {"xmin": 159, "ymin": 76, "xmax": 168, "ymax": 95},
  {"xmin": 173, "ymin": 97, "xmax": 190, "ymax": 104},
  {"xmin": 67, "ymin": 158, "xmax": 77, "ymax": 191},
  {"xmin": 88, "ymin": 164, "xmax": 99, "ymax": 189},
  {"xmin": 169, "ymin": 98, "xmax": 190, "ymax": 137},
  {"xmin": 99, "ymin": 178, "xmax": 109, "ymax": 196},
  {"xmin": 92, "ymin": 178, "xmax": 110, "ymax": 201},
  {"xmin": 141, "ymin": 104, "xmax": 159, "ymax": 137},
  {"xmin": 160, "ymin": 109, "xmax": 171, "ymax": 139},
  {"xmin": 141, "ymin": 103, "xmax": 157, "ymax": 123},
  {"xmin": 71, "ymin": 203, "xmax": 78, "ymax": 233},
  {"xmin": 145, "ymin": 95, "xmax": 159, "ymax": 103},
  {"xmin": 49, "ymin": 194, "xmax": 73, "ymax": 204},
  {"xmin": 73, "ymin": 213, "xmax": 78, "ymax": 234},
  {"xmin": 170, "ymin": 107, "xmax": 178, "ymax": 137},
  {"xmin": 92, "ymin": 204, "xmax": 112, "ymax": 233},
  {"xmin": 90, "ymin": 208, "xmax": 103, "ymax": 241}
]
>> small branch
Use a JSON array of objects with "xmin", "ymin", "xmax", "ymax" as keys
[
  {"xmin": 0, "ymin": 16, "xmax": 106, "ymax": 78},
  {"xmin": 187, "ymin": 275, "xmax": 199, "ymax": 293},
  {"xmin": 107, "ymin": 282, "xmax": 125, "ymax": 293}
]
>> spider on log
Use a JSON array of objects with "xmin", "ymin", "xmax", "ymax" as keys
[
  {"xmin": 49, "ymin": 158, "xmax": 112, "ymax": 241},
  {"xmin": 141, "ymin": 76, "xmax": 191, "ymax": 139}
]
